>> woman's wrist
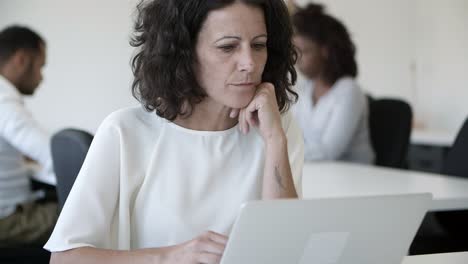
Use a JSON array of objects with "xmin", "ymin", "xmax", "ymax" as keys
[
  {"xmin": 137, "ymin": 247, "xmax": 166, "ymax": 264},
  {"xmin": 265, "ymin": 129, "xmax": 287, "ymax": 151}
]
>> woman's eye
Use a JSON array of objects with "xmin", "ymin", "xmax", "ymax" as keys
[
  {"xmin": 219, "ymin": 45, "xmax": 235, "ymax": 52},
  {"xmin": 252, "ymin": 43, "xmax": 267, "ymax": 50}
]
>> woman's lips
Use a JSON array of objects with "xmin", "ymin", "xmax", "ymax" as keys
[{"xmin": 230, "ymin": 82, "xmax": 257, "ymax": 88}]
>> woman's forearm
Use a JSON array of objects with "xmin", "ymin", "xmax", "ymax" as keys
[
  {"xmin": 262, "ymin": 132, "xmax": 298, "ymax": 200},
  {"xmin": 50, "ymin": 246, "xmax": 164, "ymax": 264}
]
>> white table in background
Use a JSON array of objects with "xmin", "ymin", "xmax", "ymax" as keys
[
  {"xmin": 302, "ymin": 162, "xmax": 468, "ymax": 211},
  {"xmin": 402, "ymin": 251, "xmax": 468, "ymax": 264},
  {"xmin": 411, "ymin": 129, "xmax": 455, "ymax": 147},
  {"xmin": 409, "ymin": 128, "xmax": 455, "ymax": 173}
]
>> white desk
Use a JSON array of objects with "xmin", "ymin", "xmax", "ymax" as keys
[
  {"xmin": 402, "ymin": 252, "xmax": 468, "ymax": 264},
  {"xmin": 302, "ymin": 162, "xmax": 468, "ymax": 211},
  {"xmin": 411, "ymin": 129, "xmax": 455, "ymax": 147}
]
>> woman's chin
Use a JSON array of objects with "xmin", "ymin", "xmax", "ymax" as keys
[{"xmin": 229, "ymin": 95, "xmax": 255, "ymax": 109}]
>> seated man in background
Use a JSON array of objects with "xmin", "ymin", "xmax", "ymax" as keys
[
  {"xmin": 0, "ymin": 25, "xmax": 57, "ymax": 246},
  {"xmin": 290, "ymin": 3, "xmax": 374, "ymax": 164}
]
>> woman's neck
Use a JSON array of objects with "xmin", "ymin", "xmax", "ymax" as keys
[
  {"xmin": 173, "ymin": 99, "xmax": 238, "ymax": 131},
  {"xmin": 312, "ymin": 77, "xmax": 332, "ymax": 104}
]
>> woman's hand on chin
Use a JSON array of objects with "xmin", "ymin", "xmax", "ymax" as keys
[{"xmin": 230, "ymin": 82, "xmax": 286, "ymax": 144}]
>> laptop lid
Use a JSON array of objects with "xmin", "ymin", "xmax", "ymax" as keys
[{"xmin": 221, "ymin": 193, "xmax": 432, "ymax": 264}]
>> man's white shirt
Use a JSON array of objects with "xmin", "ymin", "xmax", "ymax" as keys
[{"xmin": 0, "ymin": 75, "xmax": 55, "ymax": 218}]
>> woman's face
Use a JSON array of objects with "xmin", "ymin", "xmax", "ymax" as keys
[
  {"xmin": 293, "ymin": 35, "xmax": 325, "ymax": 80},
  {"xmin": 195, "ymin": 1, "xmax": 267, "ymax": 110}
]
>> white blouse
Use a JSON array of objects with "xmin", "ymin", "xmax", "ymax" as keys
[
  {"xmin": 292, "ymin": 76, "xmax": 374, "ymax": 164},
  {"xmin": 45, "ymin": 106, "xmax": 303, "ymax": 251}
]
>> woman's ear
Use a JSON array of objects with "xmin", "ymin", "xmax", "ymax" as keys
[{"xmin": 320, "ymin": 46, "xmax": 329, "ymax": 60}]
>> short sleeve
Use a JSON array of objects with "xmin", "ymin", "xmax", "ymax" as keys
[
  {"xmin": 44, "ymin": 115, "xmax": 122, "ymax": 252},
  {"xmin": 282, "ymin": 111, "xmax": 304, "ymax": 198}
]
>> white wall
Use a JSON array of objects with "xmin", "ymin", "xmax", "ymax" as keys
[
  {"xmin": 0, "ymin": 0, "xmax": 139, "ymax": 133},
  {"xmin": 414, "ymin": 0, "xmax": 468, "ymax": 132},
  {"xmin": 1, "ymin": 0, "xmax": 468, "ymax": 134}
]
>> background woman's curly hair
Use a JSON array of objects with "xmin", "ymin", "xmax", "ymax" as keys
[
  {"xmin": 292, "ymin": 3, "xmax": 358, "ymax": 84},
  {"xmin": 130, "ymin": 0, "xmax": 298, "ymax": 121}
]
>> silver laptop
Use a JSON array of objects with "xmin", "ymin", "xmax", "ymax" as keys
[{"xmin": 221, "ymin": 193, "xmax": 432, "ymax": 264}]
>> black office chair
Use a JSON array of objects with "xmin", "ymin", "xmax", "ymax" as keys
[
  {"xmin": 440, "ymin": 117, "xmax": 468, "ymax": 178},
  {"xmin": 0, "ymin": 247, "xmax": 51, "ymax": 264},
  {"xmin": 51, "ymin": 128, "xmax": 93, "ymax": 211},
  {"xmin": 435, "ymin": 118, "xmax": 468, "ymax": 235},
  {"xmin": 410, "ymin": 117, "xmax": 468, "ymax": 254},
  {"xmin": 368, "ymin": 98, "xmax": 412, "ymax": 168}
]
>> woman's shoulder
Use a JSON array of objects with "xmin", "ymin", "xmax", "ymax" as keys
[
  {"xmin": 102, "ymin": 106, "xmax": 159, "ymax": 127},
  {"xmin": 294, "ymin": 74, "xmax": 313, "ymax": 94},
  {"xmin": 332, "ymin": 77, "xmax": 365, "ymax": 98},
  {"xmin": 334, "ymin": 76, "xmax": 358, "ymax": 89},
  {"xmin": 97, "ymin": 106, "xmax": 164, "ymax": 138}
]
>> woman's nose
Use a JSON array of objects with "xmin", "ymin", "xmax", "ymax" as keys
[{"xmin": 238, "ymin": 49, "xmax": 255, "ymax": 73}]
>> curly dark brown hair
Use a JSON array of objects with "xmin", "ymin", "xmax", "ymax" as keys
[
  {"xmin": 292, "ymin": 3, "xmax": 357, "ymax": 84},
  {"xmin": 130, "ymin": 0, "xmax": 298, "ymax": 121}
]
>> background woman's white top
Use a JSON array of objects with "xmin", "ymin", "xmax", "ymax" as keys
[
  {"xmin": 293, "ymin": 76, "xmax": 374, "ymax": 164},
  {"xmin": 44, "ymin": 106, "xmax": 303, "ymax": 251}
]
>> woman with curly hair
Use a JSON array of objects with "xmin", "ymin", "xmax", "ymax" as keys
[
  {"xmin": 45, "ymin": 0, "xmax": 303, "ymax": 263},
  {"xmin": 291, "ymin": 3, "xmax": 374, "ymax": 164}
]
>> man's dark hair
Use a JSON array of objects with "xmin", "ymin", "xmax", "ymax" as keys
[
  {"xmin": 130, "ymin": 0, "xmax": 298, "ymax": 121},
  {"xmin": 0, "ymin": 25, "xmax": 45, "ymax": 67},
  {"xmin": 293, "ymin": 3, "xmax": 357, "ymax": 84}
]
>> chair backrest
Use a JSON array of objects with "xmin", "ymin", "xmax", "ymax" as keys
[
  {"xmin": 368, "ymin": 98, "xmax": 412, "ymax": 168},
  {"xmin": 435, "ymin": 118, "xmax": 468, "ymax": 235},
  {"xmin": 442, "ymin": 118, "xmax": 468, "ymax": 178},
  {"xmin": 51, "ymin": 128, "xmax": 93, "ymax": 211},
  {"xmin": 0, "ymin": 247, "xmax": 50, "ymax": 264}
]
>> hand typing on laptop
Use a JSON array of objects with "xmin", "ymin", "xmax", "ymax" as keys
[{"xmin": 158, "ymin": 231, "xmax": 228, "ymax": 264}]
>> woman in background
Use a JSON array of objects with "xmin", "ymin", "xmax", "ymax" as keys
[{"xmin": 291, "ymin": 3, "xmax": 374, "ymax": 164}]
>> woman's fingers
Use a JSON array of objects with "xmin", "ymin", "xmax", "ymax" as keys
[
  {"xmin": 196, "ymin": 252, "xmax": 223, "ymax": 264},
  {"xmin": 201, "ymin": 240, "xmax": 226, "ymax": 255},
  {"xmin": 206, "ymin": 231, "xmax": 229, "ymax": 245},
  {"xmin": 165, "ymin": 231, "xmax": 228, "ymax": 264},
  {"xmin": 196, "ymin": 231, "xmax": 228, "ymax": 263},
  {"xmin": 245, "ymin": 104, "xmax": 258, "ymax": 130},
  {"xmin": 229, "ymin": 108, "xmax": 239, "ymax": 118},
  {"xmin": 235, "ymin": 82, "xmax": 278, "ymax": 135},
  {"xmin": 239, "ymin": 108, "xmax": 249, "ymax": 134}
]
